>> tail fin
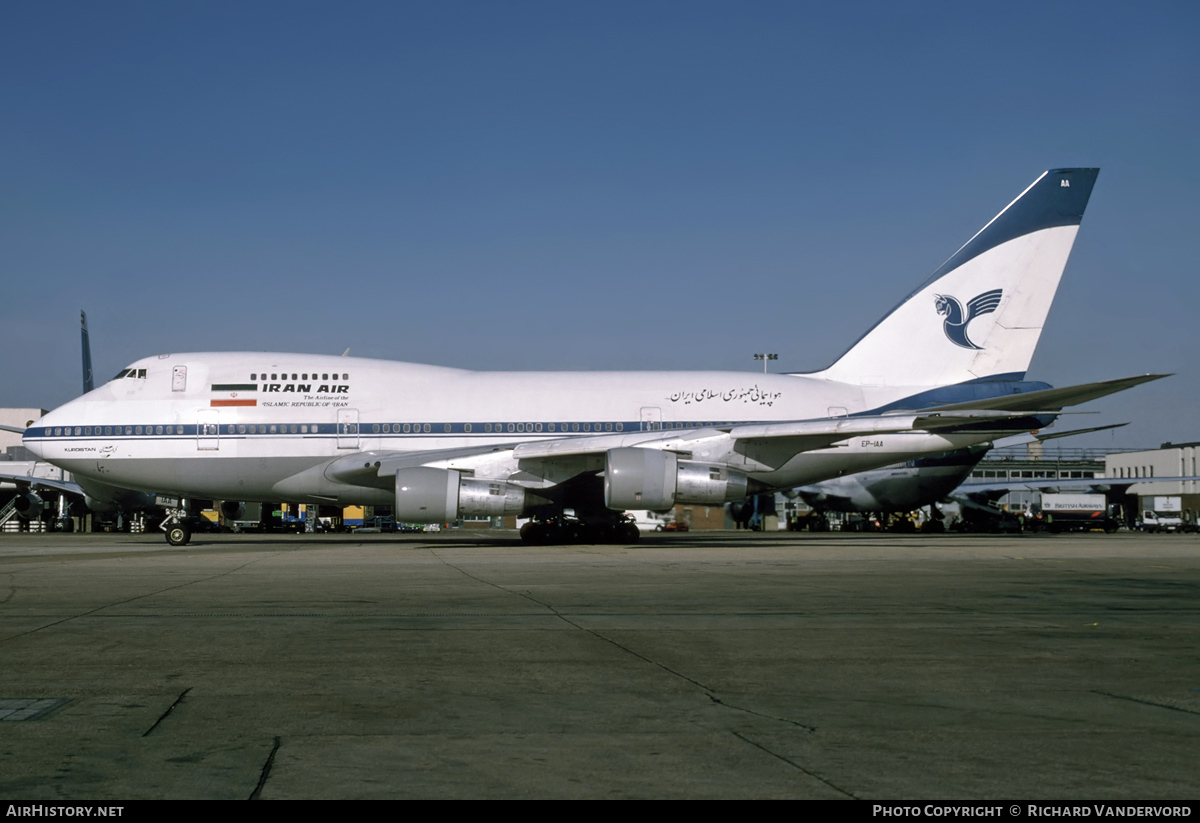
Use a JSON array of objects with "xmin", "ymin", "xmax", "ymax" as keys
[
  {"xmin": 814, "ymin": 168, "xmax": 1099, "ymax": 387},
  {"xmin": 81, "ymin": 310, "xmax": 94, "ymax": 394}
]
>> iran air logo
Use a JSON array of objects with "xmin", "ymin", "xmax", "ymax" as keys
[{"xmin": 934, "ymin": 289, "xmax": 1002, "ymax": 350}]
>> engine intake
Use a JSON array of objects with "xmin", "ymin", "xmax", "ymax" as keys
[
  {"xmin": 603, "ymin": 448, "xmax": 748, "ymax": 510},
  {"xmin": 13, "ymin": 492, "xmax": 43, "ymax": 519}
]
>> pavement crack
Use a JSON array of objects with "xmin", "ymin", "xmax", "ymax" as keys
[
  {"xmin": 0, "ymin": 555, "xmax": 278, "ymax": 645},
  {"xmin": 708, "ymin": 695, "xmax": 816, "ymax": 731},
  {"xmin": 142, "ymin": 687, "xmax": 191, "ymax": 737},
  {"xmin": 430, "ymin": 549, "xmax": 818, "ymax": 732},
  {"xmin": 731, "ymin": 731, "xmax": 857, "ymax": 798},
  {"xmin": 1093, "ymin": 690, "xmax": 1200, "ymax": 716},
  {"xmin": 248, "ymin": 736, "xmax": 281, "ymax": 800}
]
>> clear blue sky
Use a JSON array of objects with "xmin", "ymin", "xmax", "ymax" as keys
[{"xmin": 3, "ymin": 1, "xmax": 1197, "ymax": 449}]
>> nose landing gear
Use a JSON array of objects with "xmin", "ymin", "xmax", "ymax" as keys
[{"xmin": 160, "ymin": 501, "xmax": 192, "ymax": 546}]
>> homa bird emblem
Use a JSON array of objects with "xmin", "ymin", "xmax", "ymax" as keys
[{"xmin": 934, "ymin": 289, "xmax": 1003, "ymax": 349}]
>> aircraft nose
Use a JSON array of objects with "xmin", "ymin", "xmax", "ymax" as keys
[{"xmin": 22, "ymin": 421, "xmax": 45, "ymax": 460}]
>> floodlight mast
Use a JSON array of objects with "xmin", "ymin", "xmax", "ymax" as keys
[{"xmin": 753, "ymin": 353, "xmax": 778, "ymax": 374}]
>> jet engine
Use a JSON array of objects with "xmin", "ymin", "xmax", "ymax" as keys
[
  {"xmin": 394, "ymin": 468, "xmax": 535, "ymax": 523},
  {"xmin": 13, "ymin": 492, "xmax": 44, "ymax": 519},
  {"xmin": 603, "ymin": 447, "xmax": 748, "ymax": 510}
]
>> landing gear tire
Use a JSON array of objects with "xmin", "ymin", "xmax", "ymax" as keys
[{"xmin": 166, "ymin": 524, "xmax": 191, "ymax": 546}]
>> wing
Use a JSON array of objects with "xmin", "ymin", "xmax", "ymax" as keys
[
  {"xmin": 0, "ymin": 466, "xmax": 82, "ymax": 496},
  {"xmin": 300, "ymin": 374, "xmax": 1166, "ymax": 499}
]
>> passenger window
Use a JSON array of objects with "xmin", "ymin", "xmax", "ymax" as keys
[
  {"xmin": 464, "ymin": 423, "xmax": 472, "ymax": 433},
  {"xmin": 422, "ymin": 423, "xmax": 430, "ymax": 433},
  {"xmin": 444, "ymin": 424, "xmax": 451, "ymax": 432}
]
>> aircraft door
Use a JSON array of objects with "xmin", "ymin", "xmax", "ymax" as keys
[
  {"xmin": 172, "ymin": 366, "xmax": 187, "ymax": 392},
  {"xmin": 197, "ymin": 409, "xmax": 219, "ymax": 451},
  {"xmin": 640, "ymin": 407, "xmax": 663, "ymax": 431},
  {"xmin": 337, "ymin": 409, "xmax": 359, "ymax": 449}
]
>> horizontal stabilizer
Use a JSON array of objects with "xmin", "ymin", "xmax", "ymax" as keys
[
  {"xmin": 990, "ymin": 422, "xmax": 1128, "ymax": 450},
  {"xmin": 912, "ymin": 374, "xmax": 1168, "ymax": 413}
]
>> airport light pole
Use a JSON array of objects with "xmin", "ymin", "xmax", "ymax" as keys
[{"xmin": 753, "ymin": 353, "xmax": 778, "ymax": 373}]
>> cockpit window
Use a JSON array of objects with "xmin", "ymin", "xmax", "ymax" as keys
[{"xmin": 113, "ymin": 369, "xmax": 131, "ymax": 380}]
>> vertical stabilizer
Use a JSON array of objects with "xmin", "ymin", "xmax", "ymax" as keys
[
  {"xmin": 814, "ymin": 169, "xmax": 1098, "ymax": 387},
  {"xmin": 81, "ymin": 310, "xmax": 94, "ymax": 394}
]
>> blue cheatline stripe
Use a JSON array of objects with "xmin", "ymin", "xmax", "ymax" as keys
[{"xmin": 23, "ymin": 419, "xmax": 755, "ymax": 440}]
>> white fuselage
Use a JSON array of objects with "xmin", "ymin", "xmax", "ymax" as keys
[{"xmin": 24, "ymin": 352, "xmax": 1009, "ymax": 505}]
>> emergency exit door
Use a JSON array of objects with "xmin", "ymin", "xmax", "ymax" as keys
[{"xmin": 337, "ymin": 409, "xmax": 359, "ymax": 449}]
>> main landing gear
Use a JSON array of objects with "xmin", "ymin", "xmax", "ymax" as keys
[{"xmin": 520, "ymin": 514, "xmax": 641, "ymax": 545}]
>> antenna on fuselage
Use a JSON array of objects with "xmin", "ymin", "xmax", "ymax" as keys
[
  {"xmin": 81, "ymin": 310, "xmax": 94, "ymax": 394},
  {"xmin": 341, "ymin": 348, "xmax": 350, "ymax": 357}
]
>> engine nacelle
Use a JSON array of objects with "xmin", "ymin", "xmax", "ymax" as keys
[
  {"xmin": 394, "ymin": 468, "xmax": 529, "ymax": 523},
  {"xmin": 13, "ymin": 492, "xmax": 43, "ymax": 519},
  {"xmin": 677, "ymin": 460, "xmax": 749, "ymax": 505},
  {"xmin": 603, "ymin": 448, "xmax": 748, "ymax": 510}
]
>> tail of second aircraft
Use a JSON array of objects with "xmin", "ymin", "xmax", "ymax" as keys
[{"xmin": 811, "ymin": 168, "xmax": 1099, "ymax": 387}]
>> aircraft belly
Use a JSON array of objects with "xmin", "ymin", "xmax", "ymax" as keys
[{"xmin": 51, "ymin": 456, "xmax": 331, "ymax": 502}]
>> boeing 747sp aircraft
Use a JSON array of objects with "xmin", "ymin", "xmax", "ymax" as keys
[{"xmin": 21, "ymin": 168, "xmax": 1165, "ymax": 545}]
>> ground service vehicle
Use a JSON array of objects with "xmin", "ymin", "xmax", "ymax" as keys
[
  {"xmin": 1034, "ymin": 493, "xmax": 1118, "ymax": 533},
  {"xmin": 1142, "ymin": 496, "xmax": 1183, "ymax": 532}
]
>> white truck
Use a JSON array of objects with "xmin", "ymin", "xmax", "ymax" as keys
[{"xmin": 1141, "ymin": 496, "xmax": 1183, "ymax": 533}]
